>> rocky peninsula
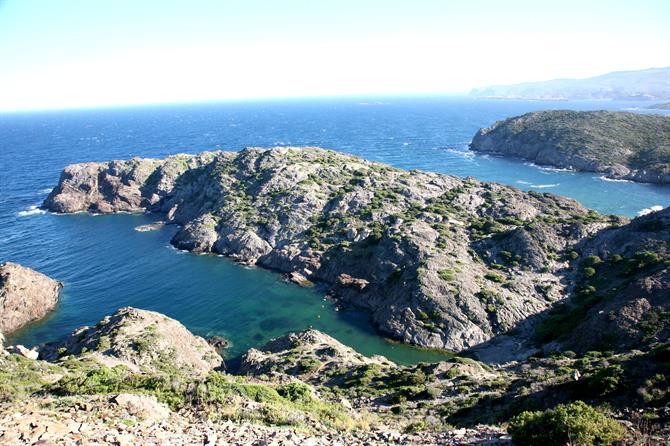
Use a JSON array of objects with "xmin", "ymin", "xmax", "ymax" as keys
[
  {"xmin": 3, "ymin": 210, "xmax": 669, "ymax": 443},
  {"xmin": 470, "ymin": 110, "xmax": 670, "ymax": 184},
  {"xmin": 44, "ymin": 146, "xmax": 626, "ymax": 355},
  {"xmin": 0, "ymin": 262, "xmax": 62, "ymax": 335}
]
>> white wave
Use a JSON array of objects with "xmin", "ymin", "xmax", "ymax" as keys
[
  {"xmin": 524, "ymin": 161, "xmax": 574, "ymax": 173},
  {"xmin": 39, "ymin": 188, "xmax": 53, "ymax": 194},
  {"xmin": 516, "ymin": 180, "xmax": 531, "ymax": 185},
  {"xmin": 530, "ymin": 183, "xmax": 560, "ymax": 189},
  {"xmin": 637, "ymin": 205, "xmax": 664, "ymax": 217},
  {"xmin": 17, "ymin": 205, "xmax": 46, "ymax": 217},
  {"xmin": 403, "ymin": 142, "xmax": 410, "ymax": 146},
  {"xmin": 442, "ymin": 147, "xmax": 475, "ymax": 158},
  {"xmin": 596, "ymin": 175, "xmax": 632, "ymax": 183}
]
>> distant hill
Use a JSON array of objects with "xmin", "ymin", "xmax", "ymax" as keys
[
  {"xmin": 470, "ymin": 67, "xmax": 670, "ymax": 101},
  {"xmin": 648, "ymin": 101, "xmax": 670, "ymax": 110}
]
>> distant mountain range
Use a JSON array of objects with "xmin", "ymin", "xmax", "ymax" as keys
[{"xmin": 470, "ymin": 67, "xmax": 670, "ymax": 101}]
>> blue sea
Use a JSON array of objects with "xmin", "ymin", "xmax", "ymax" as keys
[{"xmin": 2, "ymin": 97, "xmax": 669, "ymax": 364}]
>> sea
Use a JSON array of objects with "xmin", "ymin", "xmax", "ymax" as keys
[{"xmin": 1, "ymin": 96, "xmax": 669, "ymax": 364}]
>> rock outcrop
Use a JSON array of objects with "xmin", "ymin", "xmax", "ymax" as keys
[
  {"xmin": 548, "ymin": 206, "xmax": 670, "ymax": 353},
  {"xmin": 44, "ymin": 147, "xmax": 621, "ymax": 353},
  {"xmin": 0, "ymin": 262, "xmax": 62, "ymax": 335},
  {"xmin": 42, "ymin": 307, "xmax": 223, "ymax": 376},
  {"xmin": 239, "ymin": 329, "xmax": 396, "ymax": 380},
  {"xmin": 470, "ymin": 110, "xmax": 670, "ymax": 184}
]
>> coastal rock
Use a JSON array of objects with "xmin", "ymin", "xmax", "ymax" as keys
[
  {"xmin": 43, "ymin": 159, "xmax": 161, "ymax": 213},
  {"xmin": 44, "ymin": 147, "xmax": 618, "ymax": 354},
  {"xmin": 7, "ymin": 344, "xmax": 40, "ymax": 360},
  {"xmin": 0, "ymin": 262, "xmax": 62, "ymax": 335},
  {"xmin": 111, "ymin": 394, "xmax": 171, "ymax": 422},
  {"xmin": 42, "ymin": 307, "xmax": 223, "ymax": 376},
  {"xmin": 238, "ymin": 329, "xmax": 396, "ymax": 380},
  {"xmin": 470, "ymin": 110, "xmax": 670, "ymax": 184}
]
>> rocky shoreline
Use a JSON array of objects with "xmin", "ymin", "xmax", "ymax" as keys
[
  {"xmin": 43, "ymin": 146, "xmax": 626, "ymax": 356},
  {"xmin": 470, "ymin": 110, "xmax": 670, "ymax": 184},
  {"xmin": 0, "ymin": 262, "xmax": 62, "ymax": 335},
  {"xmin": 1, "ymin": 258, "xmax": 667, "ymax": 444}
]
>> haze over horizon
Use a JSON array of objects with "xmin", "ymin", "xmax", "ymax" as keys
[{"xmin": 1, "ymin": 0, "xmax": 669, "ymax": 112}]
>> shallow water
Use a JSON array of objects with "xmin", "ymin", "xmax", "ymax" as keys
[{"xmin": 2, "ymin": 97, "xmax": 669, "ymax": 364}]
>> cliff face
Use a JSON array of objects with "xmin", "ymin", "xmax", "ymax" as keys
[
  {"xmin": 541, "ymin": 207, "xmax": 670, "ymax": 354},
  {"xmin": 470, "ymin": 110, "xmax": 670, "ymax": 184},
  {"xmin": 0, "ymin": 262, "xmax": 62, "ymax": 335},
  {"xmin": 44, "ymin": 147, "xmax": 620, "ymax": 353}
]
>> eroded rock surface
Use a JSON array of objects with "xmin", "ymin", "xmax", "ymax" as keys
[
  {"xmin": 44, "ymin": 147, "xmax": 622, "ymax": 353},
  {"xmin": 0, "ymin": 262, "xmax": 62, "ymax": 335},
  {"xmin": 41, "ymin": 307, "xmax": 223, "ymax": 376}
]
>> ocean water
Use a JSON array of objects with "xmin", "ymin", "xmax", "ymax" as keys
[{"xmin": 1, "ymin": 97, "xmax": 669, "ymax": 364}]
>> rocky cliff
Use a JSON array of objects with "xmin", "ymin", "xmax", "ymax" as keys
[
  {"xmin": 44, "ymin": 147, "xmax": 621, "ymax": 354},
  {"xmin": 470, "ymin": 110, "xmax": 670, "ymax": 184},
  {"xmin": 537, "ymin": 206, "xmax": 670, "ymax": 354},
  {"xmin": 0, "ymin": 262, "xmax": 62, "ymax": 335}
]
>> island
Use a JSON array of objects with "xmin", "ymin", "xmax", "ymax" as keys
[{"xmin": 470, "ymin": 110, "xmax": 670, "ymax": 184}]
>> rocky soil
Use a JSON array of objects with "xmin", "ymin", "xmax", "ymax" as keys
[
  {"xmin": 0, "ymin": 303, "xmax": 666, "ymax": 445},
  {"xmin": 0, "ymin": 262, "xmax": 62, "ymax": 335},
  {"xmin": 0, "ymin": 307, "xmax": 514, "ymax": 446},
  {"xmin": 43, "ymin": 146, "xmax": 623, "ymax": 355},
  {"xmin": 470, "ymin": 110, "xmax": 670, "ymax": 184},
  {"xmin": 40, "ymin": 307, "xmax": 223, "ymax": 377}
]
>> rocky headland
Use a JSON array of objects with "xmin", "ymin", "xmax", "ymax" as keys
[
  {"xmin": 34, "ymin": 146, "xmax": 670, "ymax": 442},
  {"xmin": 44, "ymin": 146, "xmax": 628, "ymax": 356},
  {"xmin": 0, "ymin": 262, "xmax": 62, "ymax": 335},
  {"xmin": 470, "ymin": 110, "xmax": 670, "ymax": 184}
]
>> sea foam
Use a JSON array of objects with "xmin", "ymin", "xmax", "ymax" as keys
[
  {"xmin": 17, "ymin": 205, "xmax": 46, "ymax": 217},
  {"xmin": 637, "ymin": 205, "xmax": 664, "ymax": 217}
]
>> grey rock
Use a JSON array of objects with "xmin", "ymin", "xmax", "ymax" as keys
[
  {"xmin": 0, "ymin": 262, "xmax": 62, "ymax": 335},
  {"xmin": 44, "ymin": 147, "xmax": 616, "ymax": 355}
]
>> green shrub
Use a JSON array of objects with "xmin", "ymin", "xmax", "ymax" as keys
[
  {"xmin": 508, "ymin": 401, "xmax": 625, "ymax": 446},
  {"xmin": 484, "ymin": 272, "xmax": 505, "ymax": 283},
  {"xmin": 438, "ymin": 269, "xmax": 456, "ymax": 282},
  {"xmin": 586, "ymin": 364, "xmax": 624, "ymax": 396},
  {"xmin": 583, "ymin": 267, "xmax": 596, "ymax": 278},
  {"xmin": 276, "ymin": 382, "xmax": 313, "ymax": 403},
  {"xmin": 583, "ymin": 255, "xmax": 602, "ymax": 267}
]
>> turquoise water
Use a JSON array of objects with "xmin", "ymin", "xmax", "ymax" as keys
[{"xmin": 2, "ymin": 97, "xmax": 669, "ymax": 364}]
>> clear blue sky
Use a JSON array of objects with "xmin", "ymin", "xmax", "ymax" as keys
[{"xmin": 1, "ymin": 0, "xmax": 668, "ymax": 111}]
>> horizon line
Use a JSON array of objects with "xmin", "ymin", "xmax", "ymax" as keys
[{"xmin": 0, "ymin": 91, "xmax": 475, "ymax": 115}]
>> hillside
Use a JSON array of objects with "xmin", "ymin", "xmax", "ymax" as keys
[
  {"xmin": 469, "ymin": 66, "xmax": 670, "ymax": 100},
  {"xmin": 470, "ymin": 110, "xmax": 670, "ymax": 184},
  {"xmin": 44, "ymin": 146, "xmax": 621, "ymax": 357}
]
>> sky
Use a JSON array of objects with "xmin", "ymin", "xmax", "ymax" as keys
[{"xmin": 0, "ymin": 0, "xmax": 669, "ymax": 111}]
